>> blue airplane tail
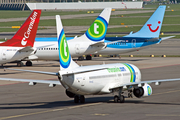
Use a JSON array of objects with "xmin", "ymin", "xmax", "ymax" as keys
[{"xmin": 124, "ymin": 5, "xmax": 166, "ymax": 38}]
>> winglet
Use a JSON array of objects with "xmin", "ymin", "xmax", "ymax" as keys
[
  {"xmin": 56, "ymin": 15, "xmax": 79, "ymax": 71},
  {"xmin": 84, "ymin": 8, "xmax": 112, "ymax": 42},
  {"xmin": 124, "ymin": 6, "xmax": 166, "ymax": 38},
  {"xmin": 161, "ymin": 36, "xmax": 175, "ymax": 41},
  {"xmin": 0, "ymin": 10, "xmax": 41, "ymax": 47}
]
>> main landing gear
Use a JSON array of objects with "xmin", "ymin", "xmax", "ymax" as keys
[
  {"xmin": 16, "ymin": 61, "xmax": 32, "ymax": 67},
  {"xmin": 74, "ymin": 95, "xmax": 85, "ymax": 103},
  {"xmin": 26, "ymin": 61, "xmax": 32, "ymax": 66},
  {"xmin": 114, "ymin": 88, "xmax": 125, "ymax": 103},
  {"xmin": 17, "ymin": 61, "xmax": 24, "ymax": 67}
]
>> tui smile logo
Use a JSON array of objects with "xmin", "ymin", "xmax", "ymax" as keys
[
  {"xmin": 58, "ymin": 29, "xmax": 71, "ymax": 68},
  {"xmin": 85, "ymin": 16, "xmax": 108, "ymax": 42},
  {"xmin": 147, "ymin": 21, "xmax": 161, "ymax": 32}
]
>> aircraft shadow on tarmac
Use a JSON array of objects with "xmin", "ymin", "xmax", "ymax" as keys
[
  {"xmin": 0, "ymin": 97, "xmax": 113, "ymax": 109},
  {"xmin": 0, "ymin": 97, "xmax": 180, "ymax": 110}
]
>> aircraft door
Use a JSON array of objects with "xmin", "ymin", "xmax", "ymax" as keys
[
  {"xmin": 75, "ymin": 44, "xmax": 80, "ymax": 54},
  {"xmin": 132, "ymin": 39, "xmax": 136, "ymax": 48}
]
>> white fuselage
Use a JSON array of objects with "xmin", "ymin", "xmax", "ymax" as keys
[
  {"xmin": 0, "ymin": 47, "xmax": 34, "ymax": 64},
  {"xmin": 32, "ymin": 39, "xmax": 105, "ymax": 60},
  {"xmin": 59, "ymin": 63, "xmax": 141, "ymax": 95},
  {"xmin": 32, "ymin": 40, "xmax": 138, "ymax": 61}
]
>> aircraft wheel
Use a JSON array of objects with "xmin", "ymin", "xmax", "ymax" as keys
[
  {"xmin": 119, "ymin": 95, "xmax": 125, "ymax": 103},
  {"xmin": 86, "ymin": 55, "xmax": 92, "ymax": 60},
  {"xmin": 17, "ymin": 62, "xmax": 24, "ymax": 67},
  {"xmin": 74, "ymin": 95, "xmax": 79, "ymax": 103},
  {"xmin": 80, "ymin": 95, "xmax": 85, "ymax": 103},
  {"xmin": 114, "ymin": 95, "xmax": 119, "ymax": 103},
  {"xmin": 78, "ymin": 56, "xmax": 84, "ymax": 61},
  {"xmin": 26, "ymin": 61, "xmax": 32, "ymax": 66}
]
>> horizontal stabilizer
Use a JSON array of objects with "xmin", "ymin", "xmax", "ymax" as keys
[
  {"xmin": 4, "ymin": 68, "xmax": 58, "ymax": 76},
  {"xmin": 90, "ymin": 41, "xmax": 106, "ymax": 47},
  {"xmin": 0, "ymin": 78, "xmax": 61, "ymax": 86},
  {"xmin": 145, "ymin": 37, "xmax": 159, "ymax": 42},
  {"xmin": 161, "ymin": 36, "xmax": 175, "ymax": 41},
  {"xmin": 60, "ymin": 66, "xmax": 108, "ymax": 75},
  {"xmin": 18, "ymin": 46, "xmax": 34, "ymax": 52},
  {"xmin": 5, "ymin": 66, "xmax": 108, "ymax": 76}
]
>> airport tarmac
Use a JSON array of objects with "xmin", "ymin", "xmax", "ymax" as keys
[{"xmin": 1, "ymin": 57, "xmax": 180, "ymax": 120}]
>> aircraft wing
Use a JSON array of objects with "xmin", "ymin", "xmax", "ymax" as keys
[
  {"xmin": 0, "ymin": 78, "xmax": 61, "ymax": 87},
  {"xmin": 18, "ymin": 46, "xmax": 34, "ymax": 52},
  {"xmin": 144, "ymin": 36, "xmax": 175, "ymax": 43},
  {"xmin": 60, "ymin": 67, "xmax": 109, "ymax": 75},
  {"xmin": 109, "ymin": 78, "xmax": 180, "ymax": 90},
  {"xmin": 5, "ymin": 67, "xmax": 108, "ymax": 76}
]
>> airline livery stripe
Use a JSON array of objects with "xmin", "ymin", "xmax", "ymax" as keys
[{"xmin": 123, "ymin": 63, "xmax": 136, "ymax": 82}]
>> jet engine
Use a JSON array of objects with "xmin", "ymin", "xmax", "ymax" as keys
[
  {"xmin": 133, "ymin": 83, "xmax": 152, "ymax": 98},
  {"xmin": 66, "ymin": 90, "xmax": 76, "ymax": 98}
]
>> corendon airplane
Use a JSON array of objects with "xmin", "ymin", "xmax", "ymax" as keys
[
  {"xmin": 0, "ymin": 10, "xmax": 41, "ymax": 67},
  {"xmin": 24, "ymin": 8, "xmax": 111, "ymax": 66},
  {"xmin": 1, "ymin": 15, "xmax": 180, "ymax": 103},
  {"xmin": 27, "ymin": 5, "xmax": 173, "ymax": 65}
]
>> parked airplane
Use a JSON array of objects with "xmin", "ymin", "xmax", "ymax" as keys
[
  {"xmin": 23, "ymin": 8, "xmax": 111, "ymax": 66},
  {"xmin": 1, "ymin": 15, "xmax": 180, "ymax": 103},
  {"xmin": 27, "ymin": 5, "xmax": 173, "ymax": 64},
  {"xmin": 0, "ymin": 10, "xmax": 41, "ymax": 67}
]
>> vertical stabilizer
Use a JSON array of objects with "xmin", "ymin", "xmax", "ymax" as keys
[
  {"xmin": 56, "ymin": 15, "xmax": 79, "ymax": 71},
  {"xmin": 0, "ymin": 10, "xmax": 41, "ymax": 47},
  {"xmin": 84, "ymin": 8, "xmax": 112, "ymax": 42},
  {"xmin": 124, "ymin": 6, "xmax": 166, "ymax": 38}
]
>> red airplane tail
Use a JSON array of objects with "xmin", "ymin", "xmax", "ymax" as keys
[{"xmin": 0, "ymin": 10, "xmax": 41, "ymax": 47}]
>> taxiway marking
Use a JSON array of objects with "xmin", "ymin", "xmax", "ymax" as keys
[
  {"xmin": 146, "ymin": 114, "xmax": 180, "ymax": 117},
  {"xmin": 0, "ymin": 103, "xmax": 101, "ymax": 120}
]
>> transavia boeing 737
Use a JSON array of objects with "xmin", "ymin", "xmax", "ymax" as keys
[
  {"xmin": 0, "ymin": 10, "xmax": 41, "ymax": 66},
  {"xmin": 1, "ymin": 15, "xmax": 180, "ymax": 103},
  {"xmin": 25, "ymin": 5, "xmax": 173, "ymax": 64}
]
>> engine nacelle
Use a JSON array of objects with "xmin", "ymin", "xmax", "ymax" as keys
[
  {"xmin": 133, "ymin": 83, "xmax": 152, "ymax": 98},
  {"xmin": 65, "ymin": 90, "xmax": 76, "ymax": 98}
]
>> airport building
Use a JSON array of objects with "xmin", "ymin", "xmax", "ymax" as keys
[{"xmin": 0, "ymin": 0, "xmax": 143, "ymax": 10}]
